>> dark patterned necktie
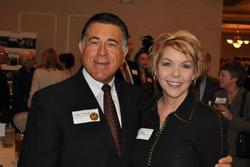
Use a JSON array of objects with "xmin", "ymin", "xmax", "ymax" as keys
[{"xmin": 102, "ymin": 84, "xmax": 122, "ymax": 157}]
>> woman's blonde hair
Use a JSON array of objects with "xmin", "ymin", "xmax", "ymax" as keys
[
  {"xmin": 149, "ymin": 30, "xmax": 203, "ymax": 82},
  {"xmin": 39, "ymin": 48, "xmax": 62, "ymax": 70}
]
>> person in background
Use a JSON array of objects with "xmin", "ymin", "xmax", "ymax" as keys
[
  {"xmin": 12, "ymin": 51, "xmax": 36, "ymax": 116},
  {"xmin": 126, "ymin": 35, "xmax": 134, "ymax": 59},
  {"xmin": 59, "ymin": 52, "xmax": 75, "ymax": 78},
  {"xmin": 243, "ymin": 63, "xmax": 250, "ymax": 91},
  {"xmin": 194, "ymin": 50, "xmax": 220, "ymax": 105},
  {"xmin": 134, "ymin": 48, "xmax": 156, "ymax": 100},
  {"xmin": 134, "ymin": 48, "xmax": 151, "ymax": 83},
  {"xmin": 140, "ymin": 35, "xmax": 154, "ymax": 52},
  {"xmin": 212, "ymin": 61, "xmax": 250, "ymax": 167},
  {"xmin": 18, "ymin": 13, "xmax": 233, "ymax": 167},
  {"xmin": 131, "ymin": 30, "xmax": 228, "ymax": 167},
  {"xmin": 27, "ymin": 48, "xmax": 66, "ymax": 107},
  {"xmin": 116, "ymin": 35, "xmax": 141, "ymax": 86},
  {"xmin": 0, "ymin": 45, "xmax": 10, "ymax": 123}
]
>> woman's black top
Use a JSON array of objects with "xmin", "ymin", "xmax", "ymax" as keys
[{"xmin": 131, "ymin": 90, "xmax": 228, "ymax": 167}]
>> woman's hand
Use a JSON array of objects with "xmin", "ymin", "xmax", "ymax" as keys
[
  {"xmin": 213, "ymin": 104, "xmax": 233, "ymax": 120},
  {"xmin": 215, "ymin": 155, "xmax": 233, "ymax": 167}
]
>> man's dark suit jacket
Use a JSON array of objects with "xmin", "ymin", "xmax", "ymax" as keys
[
  {"xmin": 116, "ymin": 60, "xmax": 141, "ymax": 86},
  {"xmin": 195, "ymin": 75, "xmax": 220, "ymax": 104},
  {"xmin": 18, "ymin": 69, "xmax": 145, "ymax": 167}
]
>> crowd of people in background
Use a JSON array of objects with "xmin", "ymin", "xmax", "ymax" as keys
[
  {"xmin": 27, "ymin": 48, "xmax": 67, "ymax": 108},
  {"xmin": 0, "ymin": 46, "xmax": 76, "ymax": 127}
]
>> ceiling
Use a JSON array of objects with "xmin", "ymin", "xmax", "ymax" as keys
[{"xmin": 223, "ymin": 0, "xmax": 250, "ymax": 34}]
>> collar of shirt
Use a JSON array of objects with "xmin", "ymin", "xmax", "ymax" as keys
[
  {"xmin": 121, "ymin": 60, "xmax": 134, "ymax": 84},
  {"xmin": 199, "ymin": 75, "xmax": 206, "ymax": 100},
  {"xmin": 82, "ymin": 68, "xmax": 122, "ymax": 126}
]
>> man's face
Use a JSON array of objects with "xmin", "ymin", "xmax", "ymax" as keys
[{"xmin": 79, "ymin": 22, "xmax": 127, "ymax": 83}]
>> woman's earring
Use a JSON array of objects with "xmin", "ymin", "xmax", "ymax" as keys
[
  {"xmin": 192, "ymin": 79, "xmax": 196, "ymax": 85},
  {"xmin": 153, "ymin": 73, "xmax": 157, "ymax": 80}
]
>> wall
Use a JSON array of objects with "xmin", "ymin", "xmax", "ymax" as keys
[{"xmin": 0, "ymin": 0, "xmax": 223, "ymax": 76}]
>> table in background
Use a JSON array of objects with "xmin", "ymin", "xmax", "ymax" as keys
[{"xmin": 0, "ymin": 135, "xmax": 17, "ymax": 167}]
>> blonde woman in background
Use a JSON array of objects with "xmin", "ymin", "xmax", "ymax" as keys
[{"xmin": 28, "ymin": 48, "xmax": 67, "ymax": 107}]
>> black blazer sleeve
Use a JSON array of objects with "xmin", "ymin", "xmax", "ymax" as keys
[
  {"xmin": 18, "ymin": 70, "xmax": 145, "ymax": 167},
  {"xmin": 18, "ymin": 89, "xmax": 61, "ymax": 167}
]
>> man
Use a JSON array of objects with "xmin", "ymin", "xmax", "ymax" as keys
[
  {"xmin": 12, "ymin": 51, "xmax": 36, "ymax": 116},
  {"xmin": 18, "ymin": 13, "xmax": 144, "ymax": 167},
  {"xmin": 0, "ymin": 45, "xmax": 10, "ymax": 123},
  {"xmin": 195, "ymin": 51, "xmax": 220, "ymax": 105},
  {"xmin": 18, "ymin": 13, "xmax": 232, "ymax": 167},
  {"xmin": 116, "ymin": 36, "xmax": 141, "ymax": 86}
]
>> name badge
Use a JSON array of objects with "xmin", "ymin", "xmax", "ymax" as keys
[
  {"xmin": 215, "ymin": 97, "xmax": 227, "ymax": 105},
  {"xmin": 132, "ymin": 69, "xmax": 138, "ymax": 75},
  {"xmin": 136, "ymin": 128, "xmax": 154, "ymax": 140},
  {"xmin": 72, "ymin": 109, "xmax": 100, "ymax": 124},
  {"xmin": 146, "ymin": 77, "xmax": 153, "ymax": 83}
]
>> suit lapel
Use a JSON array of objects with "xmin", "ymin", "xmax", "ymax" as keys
[
  {"xmin": 114, "ymin": 79, "xmax": 130, "ymax": 155},
  {"xmin": 73, "ymin": 69, "xmax": 117, "ymax": 152}
]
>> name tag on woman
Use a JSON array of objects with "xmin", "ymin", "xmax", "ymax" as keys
[
  {"xmin": 215, "ymin": 97, "xmax": 227, "ymax": 104},
  {"xmin": 136, "ymin": 128, "xmax": 154, "ymax": 140}
]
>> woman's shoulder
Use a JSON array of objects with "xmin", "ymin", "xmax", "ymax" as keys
[
  {"xmin": 191, "ymin": 102, "xmax": 227, "ymax": 137},
  {"xmin": 141, "ymin": 93, "xmax": 162, "ymax": 115},
  {"xmin": 33, "ymin": 68, "xmax": 45, "ymax": 77},
  {"xmin": 34, "ymin": 67, "xmax": 50, "ymax": 74},
  {"xmin": 195, "ymin": 102, "xmax": 224, "ymax": 122}
]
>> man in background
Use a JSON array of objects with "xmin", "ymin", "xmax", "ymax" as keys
[
  {"xmin": 116, "ymin": 36, "xmax": 141, "ymax": 86},
  {"xmin": 0, "ymin": 45, "xmax": 10, "ymax": 123},
  {"xmin": 195, "ymin": 50, "xmax": 220, "ymax": 105},
  {"xmin": 12, "ymin": 51, "xmax": 36, "ymax": 117}
]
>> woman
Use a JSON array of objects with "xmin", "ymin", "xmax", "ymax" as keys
[
  {"xmin": 213, "ymin": 61, "xmax": 250, "ymax": 167},
  {"xmin": 134, "ymin": 48, "xmax": 157, "ymax": 100},
  {"xmin": 28, "ymin": 48, "xmax": 67, "ymax": 107},
  {"xmin": 131, "ymin": 30, "xmax": 228, "ymax": 167}
]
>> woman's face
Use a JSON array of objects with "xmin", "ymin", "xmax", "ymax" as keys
[
  {"xmin": 138, "ymin": 53, "xmax": 148, "ymax": 70},
  {"xmin": 218, "ymin": 70, "xmax": 236, "ymax": 89},
  {"xmin": 156, "ymin": 46, "xmax": 194, "ymax": 99}
]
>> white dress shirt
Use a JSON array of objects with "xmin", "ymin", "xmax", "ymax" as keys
[{"xmin": 82, "ymin": 68, "xmax": 122, "ymax": 127}]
